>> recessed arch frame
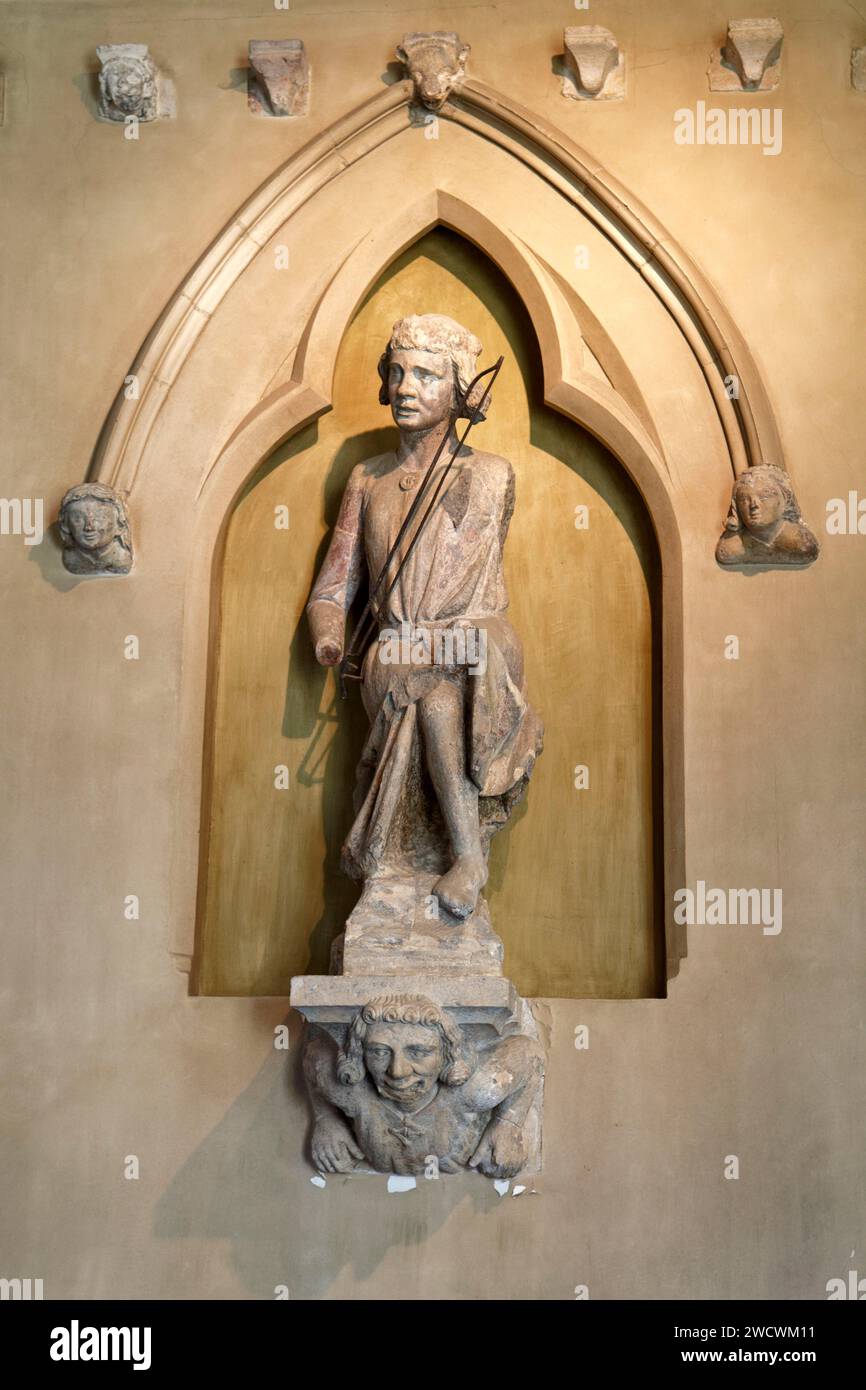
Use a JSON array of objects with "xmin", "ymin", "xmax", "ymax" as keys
[{"xmin": 83, "ymin": 75, "xmax": 792, "ymax": 986}]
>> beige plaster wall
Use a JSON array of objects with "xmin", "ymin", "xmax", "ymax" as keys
[{"xmin": 1, "ymin": 0, "xmax": 864, "ymax": 1299}]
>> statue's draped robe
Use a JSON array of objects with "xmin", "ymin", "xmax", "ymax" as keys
[{"xmin": 307, "ymin": 447, "xmax": 543, "ymax": 880}]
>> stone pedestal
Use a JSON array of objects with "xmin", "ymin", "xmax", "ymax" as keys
[
  {"xmin": 333, "ymin": 872, "xmax": 504, "ymax": 977},
  {"xmin": 292, "ymin": 870, "xmax": 545, "ymax": 1177},
  {"xmin": 292, "ymin": 971, "xmax": 518, "ymax": 1036}
]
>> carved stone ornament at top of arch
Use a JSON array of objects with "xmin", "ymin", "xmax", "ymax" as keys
[{"xmin": 86, "ymin": 70, "xmax": 790, "ymax": 510}]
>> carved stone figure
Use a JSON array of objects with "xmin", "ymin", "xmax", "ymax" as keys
[
  {"xmin": 58, "ymin": 482, "xmax": 133, "ymax": 576},
  {"xmin": 304, "ymin": 994, "xmax": 543, "ymax": 1178},
  {"xmin": 96, "ymin": 44, "xmax": 160, "ymax": 123},
  {"xmin": 716, "ymin": 464, "xmax": 818, "ymax": 568},
  {"xmin": 396, "ymin": 32, "xmax": 469, "ymax": 111},
  {"xmin": 248, "ymin": 39, "xmax": 309, "ymax": 118},
  {"xmin": 562, "ymin": 26, "xmax": 625, "ymax": 101},
  {"xmin": 307, "ymin": 314, "xmax": 543, "ymax": 925}
]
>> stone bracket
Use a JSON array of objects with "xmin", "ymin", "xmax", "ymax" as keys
[
  {"xmin": 709, "ymin": 18, "xmax": 783, "ymax": 92},
  {"xmin": 396, "ymin": 31, "xmax": 469, "ymax": 111},
  {"xmin": 248, "ymin": 39, "xmax": 310, "ymax": 118},
  {"xmin": 562, "ymin": 26, "xmax": 625, "ymax": 102},
  {"xmin": 291, "ymin": 973, "xmax": 520, "ymax": 1036}
]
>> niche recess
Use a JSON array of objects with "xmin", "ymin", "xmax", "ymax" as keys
[{"xmin": 192, "ymin": 228, "xmax": 663, "ymax": 1000}]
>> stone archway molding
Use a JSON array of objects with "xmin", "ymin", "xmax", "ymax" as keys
[
  {"xmin": 76, "ymin": 61, "xmax": 805, "ymax": 985},
  {"xmin": 89, "ymin": 75, "xmax": 784, "ymax": 502}
]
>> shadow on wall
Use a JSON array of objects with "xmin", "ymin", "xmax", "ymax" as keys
[{"xmin": 153, "ymin": 1014, "xmax": 512, "ymax": 1298}]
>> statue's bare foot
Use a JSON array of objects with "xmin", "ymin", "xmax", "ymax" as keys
[{"xmin": 434, "ymin": 853, "xmax": 488, "ymax": 921}]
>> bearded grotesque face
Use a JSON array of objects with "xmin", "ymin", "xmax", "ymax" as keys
[{"xmin": 396, "ymin": 32, "xmax": 470, "ymax": 111}]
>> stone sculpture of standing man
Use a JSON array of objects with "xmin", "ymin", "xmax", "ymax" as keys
[{"xmin": 307, "ymin": 314, "xmax": 543, "ymax": 923}]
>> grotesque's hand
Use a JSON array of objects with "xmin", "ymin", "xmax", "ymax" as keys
[
  {"xmin": 468, "ymin": 1120, "xmax": 528, "ymax": 1180},
  {"xmin": 311, "ymin": 1115, "xmax": 364, "ymax": 1173}
]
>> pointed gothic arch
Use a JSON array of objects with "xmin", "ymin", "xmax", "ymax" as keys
[{"xmin": 82, "ymin": 75, "xmax": 791, "ymax": 983}]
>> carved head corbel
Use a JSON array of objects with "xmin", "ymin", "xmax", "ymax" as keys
[
  {"xmin": 396, "ymin": 31, "xmax": 470, "ymax": 111},
  {"xmin": 716, "ymin": 464, "xmax": 818, "ymax": 568},
  {"xmin": 96, "ymin": 44, "xmax": 159, "ymax": 123},
  {"xmin": 58, "ymin": 481, "xmax": 133, "ymax": 576}
]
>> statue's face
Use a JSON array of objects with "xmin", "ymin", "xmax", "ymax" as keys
[
  {"xmin": 364, "ymin": 1022, "xmax": 444, "ymax": 1108},
  {"xmin": 735, "ymin": 476, "xmax": 785, "ymax": 531},
  {"xmin": 106, "ymin": 61, "xmax": 147, "ymax": 114},
  {"xmin": 65, "ymin": 498, "xmax": 117, "ymax": 552},
  {"xmin": 387, "ymin": 348, "xmax": 454, "ymax": 432}
]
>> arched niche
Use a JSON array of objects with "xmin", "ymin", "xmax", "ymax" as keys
[
  {"xmin": 74, "ymin": 73, "xmax": 799, "ymax": 988},
  {"xmin": 192, "ymin": 228, "xmax": 663, "ymax": 1000}
]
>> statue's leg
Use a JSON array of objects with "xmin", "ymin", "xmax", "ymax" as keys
[{"xmin": 417, "ymin": 677, "xmax": 488, "ymax": 919}]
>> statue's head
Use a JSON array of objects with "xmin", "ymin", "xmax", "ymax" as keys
[
  {"xmin": 396, "ymin": 32, "xmax": 470, "ymax": 111},
  {"xmin": 724, "ymin": 464, "xmax": 800, "ymax": 537},
  {"xmin": 378, "ymin": 313, "xmax": 486, "ymax": 432},
  {"xmin": 338, "ymin": 994, "xmax": 472, "ymax": 1109},
  {"xmin": 59, "ymin": 482, "xmax": 130, "ymax": 557},
  {"xmin": 98, "ymin": 49, "xmax": 156, "ymax": 118}
]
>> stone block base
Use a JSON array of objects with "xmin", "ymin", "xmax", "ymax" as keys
[{"xmin": 337, "ymin": 871, "xmax": 504, "ymax": 977}]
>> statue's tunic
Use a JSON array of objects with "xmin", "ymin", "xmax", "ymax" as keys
[{"xmin": 307, "ymin": 447, "xmax": 543, "ymax": 879}]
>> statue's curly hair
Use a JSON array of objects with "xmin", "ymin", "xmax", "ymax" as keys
[
  {"xmin": 377, "ymin": 313, "xmax": 489, "ymax": 422},
  {"xmin": 337, "ymin": 993, "xmax": 472, "ymax": 1087}
]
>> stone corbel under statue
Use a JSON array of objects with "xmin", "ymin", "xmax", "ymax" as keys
[
  {"xmin": 561, "ymin": 26, "xmax": 625, "ymax": 102},
  {"xmin": 300, "ymin": 991, "xmax": 543, "ymax": 1178},
  {"xmin": 96, "ymin": 44, "xmax": 173, "ymax": 124},
  {"xmin": 248, "ymin": 39, "xmax": 310, "ymax": 118},
  {"xmin": 58, "ymin": 482, "xmax": 133, "ymax": 576},
  {"xmin": 716, "ymin": 464, "xmax": 818, "ymax": 568},
  {"xmin": 709, "ymin": 18, "xmax": 783, "ymax": 93},
  {"xmin": 396, "ymin": 31, "xmax": 469, "ymax": 111}
]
